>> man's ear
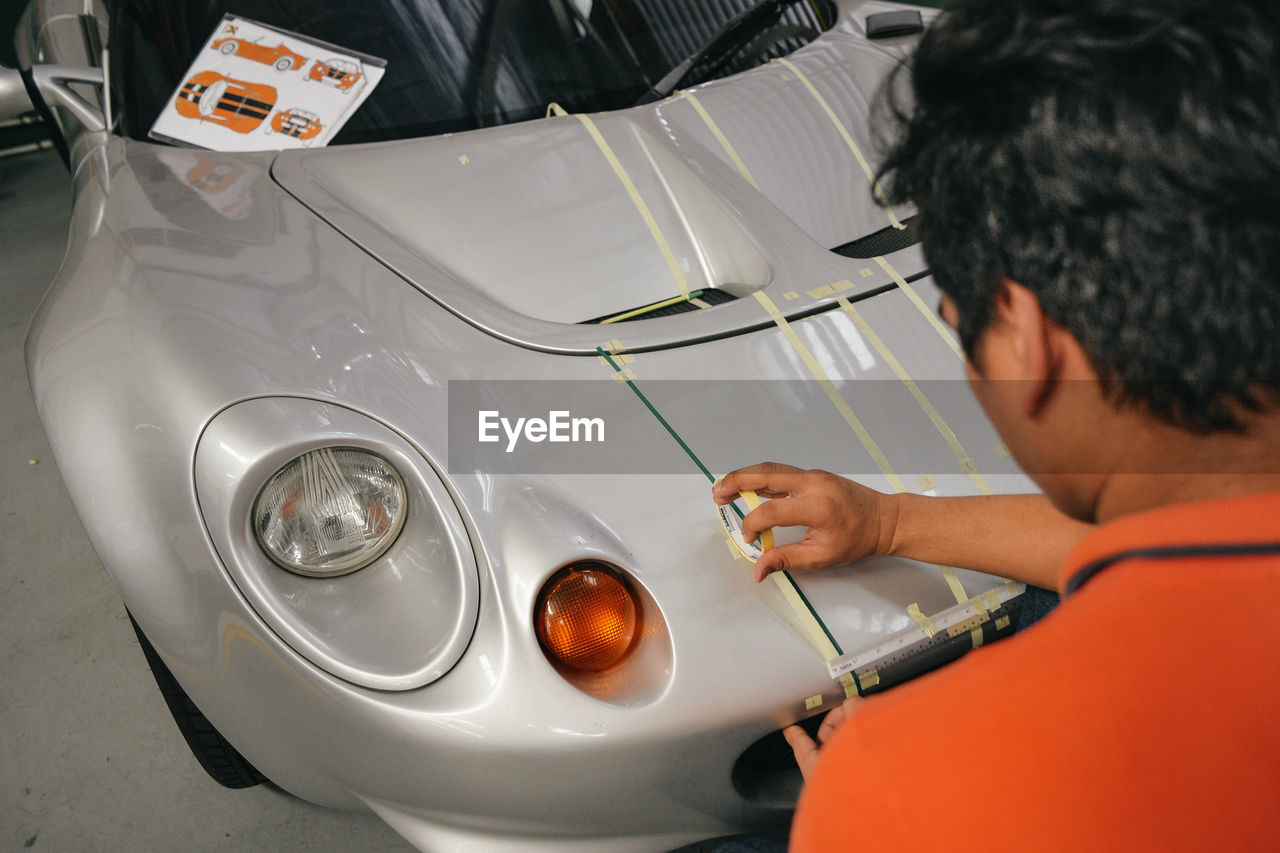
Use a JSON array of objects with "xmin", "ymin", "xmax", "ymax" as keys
[{"xmin": 993, "ymin": 278, "xmax": 1059, "ymax": 415}]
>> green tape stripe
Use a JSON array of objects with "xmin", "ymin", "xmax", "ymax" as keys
[{"xmin": 596, "ymin": 346, "xmax": 844, "ymax": 660}]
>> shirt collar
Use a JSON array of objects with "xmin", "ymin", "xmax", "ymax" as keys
[{"xmin": 1058, "ymin": 490, "xmax": 1280, "ymax": 595}]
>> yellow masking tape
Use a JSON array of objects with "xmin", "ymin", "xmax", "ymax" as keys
[
  {"xmin": 859, "ymin": 268, "xmax": 874, "ymax": 278},
  {"xmin": 906, "ymin": 603, "xmax": 938, "ymax": 638},
  {"xmin": 601, "ymin": 293, "xmax": 691, "ymax": 324},
  {"xmin": 942, "ymin": 566, "xmax": 970, "ymax": 605},
  {"xmin": 678, "ymin": 89, "xmax": 761, "ymax": 191},
  {"xmin": 807, "ymin": 284, "xmax": 835, "ymax": 299},
  {"xmin": 774, "ymin": 58, "xmax": 904, "ymax": 230},
  {"xmin": 546, "ymin": 102, "xmax": 568, "ymax": 117},
  {"xmin": 837, "ymin": 671, "xmax": 859, "ymax": 699},
  {"xmin": 596, "ymin": 353, "xmax": 635, "ymax": 366},
  {"xmin": 612, "ymin": 368, "xmax": 637, "ymax": 383},
  {"xmin": 917, "ymin": 475, "xmax": 937, "ymax": 492},
  {"xmin": 783, "ymin": 291, "xmax": 801, "ymax": 301},
  {"xmin": 984, "ymin": 589, "xmax": 1002, "ymax": 612},
  {"xmin": 874, "ymin": 256, "xmax": 964, "ymax": 359},
  {"xmin": 604, "ymin": 338, "xmax": 626, "ymax": 355},
  {"xmin": 738, "ymin": 489, "xmax": 775, "ymax": 553},
  {"xmin": 995, "ymin": 615, "xmax": 1011, "ymax": 631},
  {"xmin": 458, "ymin": 155, "xmax": 470, "ymax": 165},
  {"xmin": 690, "ymin": 297, "xmax": 712, "ymax": 309},
  {"xmin": 1005, "ymin": 579, "xmax": 1020, "ymax": 595},
  {"xmin": 839, "ymin": 296, "xmax": 992, "ymax": 495},
  {"xmin": 805, "ymin": 694, "xmax": 824, "ymax": 711},
  {"xmin": 858, "ymin": 669, "xmax": 880, "ymax": 689},
  {"xmin": 771, "ymin": 571, "xmax": 841, "ymax": 661},
  {"xmin": 573, "ymin": 112, "xmax": 690, "ymax": 298},
  {"xmin": 753, "ymin": 291, "xmax": 906, "ymax": 493}
]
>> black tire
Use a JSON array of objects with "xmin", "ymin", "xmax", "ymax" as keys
[{"xmin": 128, "ymin": 613, "xmax": 266, "ymax": 789}]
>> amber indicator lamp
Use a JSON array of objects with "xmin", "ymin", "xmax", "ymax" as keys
[{"xmin": 536, "ymin": 563, "xmax": 641, "ymax": 672}]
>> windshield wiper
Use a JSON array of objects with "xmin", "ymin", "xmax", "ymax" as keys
[{"xmin": 634, "ymin": 0, "xmax": 821, "ymax": 105}]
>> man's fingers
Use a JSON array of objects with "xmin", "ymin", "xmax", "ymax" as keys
[
  {"xmin": 712, "ymin": 462, "xmax": 805, "ymax": 504},
  {"xmin": 740, "ymin": 495, "xmax": 827, "ymax": 544},
  {"xmin": 752, "ymin": 543, "xmax": 827, "ymax": 581},
  {"xmin": 782, "ymin": 724, "xmax": 821, "ymax": 779}
]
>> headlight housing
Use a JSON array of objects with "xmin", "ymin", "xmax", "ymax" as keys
[{"xmin": 253, "ymin": 446, "xmax": 406, "ymax": 576}]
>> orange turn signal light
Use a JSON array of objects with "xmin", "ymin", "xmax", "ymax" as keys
[{"xmin": 535, "ymin": 563, "xmax": 641, "ymax": 672}]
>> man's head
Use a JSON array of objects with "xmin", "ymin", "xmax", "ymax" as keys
[
  {"xmin": 879, "ymin": 0, "xmax": 1280, "ymax": 430},
  {"xmin": 877, "ymin": 0, "xmax": 1280, "ymax": 518}
]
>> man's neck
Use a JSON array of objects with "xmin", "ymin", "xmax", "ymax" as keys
[{"xmin": 1091, "ymin": 414, "xmax": 1280, "ymax": 524}]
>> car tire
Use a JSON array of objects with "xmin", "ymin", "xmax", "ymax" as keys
[
  {"xmin": 128, "ymin": 613, "xmax": 266, "ymax": 789},
  {"xmin": 220, "ymin": 41, "xmax": 237, "ymax": 55}
]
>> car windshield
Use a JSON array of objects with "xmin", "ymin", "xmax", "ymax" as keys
[{"xmin": 113, "ymin": 0, "xmax": 835, "ymax": 145}]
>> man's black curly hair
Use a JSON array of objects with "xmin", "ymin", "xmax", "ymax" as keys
[{"xmin": 876, "ymin": 0, "xmax": 1280, "ymax": 431}]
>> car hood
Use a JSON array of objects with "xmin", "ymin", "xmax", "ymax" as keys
[{"xmin": 271, "ymin": 27, "xmax": 926, "ymax": 354}]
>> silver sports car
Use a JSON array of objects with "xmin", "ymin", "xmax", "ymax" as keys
[{"xmin": 20, "ymin": 0, "xmax": 1032, "ymax": 849}]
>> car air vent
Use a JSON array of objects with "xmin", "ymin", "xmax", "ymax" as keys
[
  {"xmin": 581, "ymin": 288, "xmax": 738, "ymax": 324},
  {"xmin": 831, "ymin": 215, "xmax": 920, "ymax": 258}
]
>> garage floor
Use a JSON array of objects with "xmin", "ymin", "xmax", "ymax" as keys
[{"xmin": 1, "ymin": 149, "xmax": 412, "ymax": 851}]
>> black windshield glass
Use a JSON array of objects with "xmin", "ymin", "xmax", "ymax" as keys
[{"xmin": 113, "ymin": 0, "xmax": 834, "ymax": 145}]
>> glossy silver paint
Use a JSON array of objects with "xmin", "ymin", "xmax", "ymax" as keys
[{"xmin": 23, "ymin": 1, "xmax": 1033, "ymax": 850}]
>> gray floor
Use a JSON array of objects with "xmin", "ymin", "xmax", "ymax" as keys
[{"xmin": 1, "ymin": 149, "xmax": 412, "ymax": 851}]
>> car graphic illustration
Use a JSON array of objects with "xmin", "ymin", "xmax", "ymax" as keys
[
  {"xmin": 175, "ymin": 71, "xmax": 276, "ymax": 134},
  {"xmin": 212, "ymin": 38, "xmax": 306, "ymax": 71},
  {"xmin": 270, "ymin": 108, "xmax": 322, "ymax": 141},
  {"xmin": 307, "ymin": 57, "xmax": 361, "ymax": 92}
]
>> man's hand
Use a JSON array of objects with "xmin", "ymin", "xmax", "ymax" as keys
[
  {"xmin": 713, "ymin": 462, "xmax": 898, "ymax": 581},
  {"xmin": 783, "ymin": 695, "xmax": 862, "ymax": 779}
]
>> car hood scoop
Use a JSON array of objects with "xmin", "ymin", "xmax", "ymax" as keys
[
  {"xmin": 273, "ymin": 114, "xmax": 772, "ymax": 319},
  {"xmin": 271, "ymin": 38, "xmax": 917, "ymax": 353}
]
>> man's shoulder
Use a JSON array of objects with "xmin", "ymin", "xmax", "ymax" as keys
[{"xmin": 792, "ymin": 540, "xmax": 1280, "ymax": 852}]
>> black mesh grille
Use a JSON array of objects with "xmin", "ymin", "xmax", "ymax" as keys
[
  {"xmin": 582, "ymin": 287, "xmax": 737, "ymax": 324},
  {"xmin": 831, "ymin": 216, "xmax": 920, "ymax": 259}
]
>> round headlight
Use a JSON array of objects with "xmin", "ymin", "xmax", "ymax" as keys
[
  {"xmin": 535, "ymin": 563, "xmax": 641, "ymax": 672},
  {"xmin": 253, "ymin": 447, "xmax": 406, "ymax": 576}
]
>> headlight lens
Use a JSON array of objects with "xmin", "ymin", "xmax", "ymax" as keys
[
  {"xmin": 253, "ymin": 447, "xmax": 406, "ymax": 576},
  {"xmin": 536, "ymin": 563, "xmax": 641, "ymax": 672}
]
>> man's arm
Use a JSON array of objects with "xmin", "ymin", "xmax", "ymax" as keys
[{"xmin": 712, "ymin": 462, "xmax": 1093, "ymax": 589}]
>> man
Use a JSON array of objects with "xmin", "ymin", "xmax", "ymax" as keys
[{"xmin": 713, "ymin": 0, "xmax": 1280, "ymax": 848}]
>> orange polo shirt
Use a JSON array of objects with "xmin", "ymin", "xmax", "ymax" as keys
[{"xmin": 791, "ymin": 491, "xmax": 1280, "ymax": 852}]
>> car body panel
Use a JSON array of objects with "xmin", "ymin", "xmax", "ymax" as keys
[{"xmin": 23, "ymin": 2, "xmax": 1028, "ymax": 849}]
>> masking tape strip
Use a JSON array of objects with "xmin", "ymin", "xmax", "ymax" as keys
[
  {"xmin": 690, "ymin": 297, "xmax": 711, "ymax": 309},
  {"xmin": 737, "ymin": 489, "xmax": 776, "ymax": 553},
  {"xmin": 805, "ymin": 694, "xmax": 824, "ymax": 711},
  {"xmin": 573, "ymin": 112, "xmax": 690, "ymax": 297},
  {"xmin": 546, "ymin": 101, "xmax": 568, "ymax": 117},
  {"xmin": 837, "ymin": 671, "xmax": 859, "ymax": 699},
  {"xmin": 968, "ymin": 595, "xmax": 989, "ymax": 649},
  {"xmin": 601, "ymin": 291, "xmax": 698, "ymax": 325},
  {"xmin": 995, "ymin": 615, "xmax": 1011, "ymax": 630},
  {"xmin": 678, "ymin": 89, "xmax": 761, "ymax": 191},
  {"xmin": 774, "ymin": 58, "xmax": 903, "ymax": 230},
  {"xmin": 942, "ymin": 566, "xmax": 970, "ymax": 606},
  {"xmin": 873, "ymin": 256, "xmax": 963, "ymax": 359},
  {"xmin": 839, "ymin": 296, "xmax": 992, "ymax": 495},
  {"xmin": 753, "ymin": 291, "xmax": 905, "ymax": 493},
  {"xmin": 905, "ymin": 603, "xmax": 937, "ymax": 638}
]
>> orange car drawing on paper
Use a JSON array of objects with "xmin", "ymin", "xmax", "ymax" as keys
[
  {"xmin": 308, "ymin": 58, "xmax": 362, "ymax": 92},
  {"xmin": 270, "ymin": 108, "xmax": 322, "ymax": 141},
  {"xmin": 212, "ymin": 38, "xmax": 306, "ymax": 71},
  {"xmin": 175, "ymin": 71, "xmax": 277, "ymax": 134}
]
